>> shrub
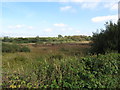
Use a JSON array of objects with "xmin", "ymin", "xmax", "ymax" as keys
[
  {"xmin": 2, "ymin": 43, "xmax": 19, "ymax": 53},
  {"xmin": 91, "ymin": 21, "xmax": 120, "ymax": 54},
  {"xmin": 19, "ymin": 46, "xmax": 30, "ymax": 52},
  {"xmin": 2, "ymin": 43, "xmax": 30, "ymax": 53}
]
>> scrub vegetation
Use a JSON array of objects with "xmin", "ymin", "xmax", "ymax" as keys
[{"xmin": 2, "ymin": 21, "xmax": 120, "ymax": 88}]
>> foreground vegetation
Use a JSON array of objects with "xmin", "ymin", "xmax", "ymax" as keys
[
  {"xmin": 2, "ymin": 42, "xmax": 120, "ymax": 88},
  {"xmin": 2, "ymin": 52, "xmax": 120, "ymax": 88},
  {"xmin": 2, "ymin": 20, "xmax": 120, "ymax": 88}
]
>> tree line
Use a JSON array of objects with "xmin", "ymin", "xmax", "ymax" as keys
[{"xmin": 2, "ymin": 35, "xmax": 91, "ymax": 43}]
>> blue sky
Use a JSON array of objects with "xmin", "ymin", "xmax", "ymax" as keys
[{"xmin": 1, "ymin": 0, "xmax": 118, "ymax": 37}]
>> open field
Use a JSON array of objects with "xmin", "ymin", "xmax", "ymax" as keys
[
  {"xmin": 2, "ymin": 42, "xmax": 90, "ymax": 74},
  {"xmin": 2, "ymin": 42, "xmax": 120, "ymax": 88}
]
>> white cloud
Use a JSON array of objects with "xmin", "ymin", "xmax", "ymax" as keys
[
  {"xmin": 8, "ymin": 26, "xmax": 13, "ymax": 29},
  {"xmin": 2, "ymin": 0, "xmax": 119, "ymax": 2},
  {"xmin": 76, "ymin": 30, "xmax": 81, "ymax": 33},
  {"xmin": 61, "ymin": 27, "xmax": 73, "ymax": 31},
  {"xmin": 44, "ymin": 23, "xmax": 71, "ymax": 33},
  {"xmin": 81, "ymin": 2, "xmax": 98, "ymax": 9},
  {"xmin": 91, "ymin": 15, "xmax": 118, "ymax": 23},
  {"xmin": 71, "ymin": 0, "xmax": 84, "ymax": 2},
  {"xmin": 70, "ymin": 0, "xmax": 118, "ymax": 2},
  {"xmin": 111, "ymin": 4, "xmax": 118, "ymax": 10},
  {"xmin": 60, "ymin": 6, "xmax": 72, "ymax": 11},
  {"xmin": 53, "ymin": 23, "xmax": 67, "ymax": 27},
  {"xmin": 28, "ymin": 26, "xmax": 34, "ymax": 29},
  {"xmin": 67, "ymin": 0, "xmax": 119, "ymax": 10},
  {"xmin": 8, "ymin": 24, "xmax": 25, "ymax": 29},
  {"xmin": 8, "ymin": 24, "xmax": 35, "ymax": 30},
  {"xmin": 104, "ymin": 3, "xmax": 118, "ymax": 10},
  {"xmin": 68, "ymin": 27, "xmax": 73, "ymax": 30},
  {"xmin": 61, "ymin": 28, "xmax": 66, "ymax": 31},
  {"xmin": 70, "ymin": 0, "xmax": 105, "ymax": 3},
  {"xmin": 59, "ymin": 0, "xmax": 118, "ymax": 11},
  {"xmin": 44, "ymin": 28, "xmax": 53, "ymax": 32},
  {"xmin": 79, "ymin": 0, "xmax": 101, "ymax": 9},
  {"xmin": 15, "ymin": 25, "xmax": 24, "ymax": 28}
]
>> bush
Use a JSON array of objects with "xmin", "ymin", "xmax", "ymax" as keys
[
  {"xmin": 91, "ymin": 21, "xmax": 120, "ymax": 54},
  {"xmin": 2, "ymin": 43, "xmax": 30, "ymax": 53},
  {"xmin": 2, "ymin": 43, "xmax": 19, "ymax": 53},
  {"xmin": 19, "ymin": 46, "xmax": 30, "ymax": 52}
]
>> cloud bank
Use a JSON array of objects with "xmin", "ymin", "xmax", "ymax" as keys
[{"xmin": 91, "ymin": 15, "xmax": 118, "ymax": 23}]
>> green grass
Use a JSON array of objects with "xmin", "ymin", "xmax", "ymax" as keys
[{"xmin": 2, "ymin": 43, "xmax": 120, "ymax": 88}]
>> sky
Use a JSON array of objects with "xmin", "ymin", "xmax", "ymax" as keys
[{"xmin": 1, "ymin": 0, "xmax": 119, "ymax": 37}]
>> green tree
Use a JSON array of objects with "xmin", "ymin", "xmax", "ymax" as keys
[
  {"xmin": 91, "ymin": 20, "xmax": 120, "ymax": 54},
  {"xmin": 58, "ymin": 35, "xmax": 63, "ymax": 38},
  {"xmin": 2, "ymin": 36, "xmax": 13, "ymax": 42}
]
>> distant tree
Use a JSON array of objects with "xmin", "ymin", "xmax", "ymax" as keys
[
  {"xmin": 58, "ymin": 35, "xmax": 63, "ymax": 38},
  {"xmin": 2, "ymin": 36, "xmax": 13, "ymax": 42},
  {"xmin": 35, "ymin": 36, "xmax": 40, "ymax": 42}
]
